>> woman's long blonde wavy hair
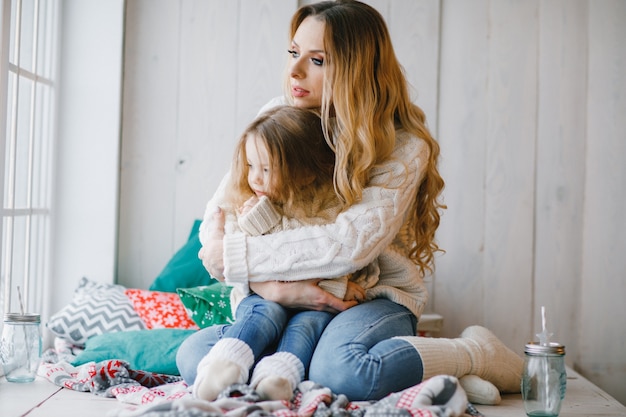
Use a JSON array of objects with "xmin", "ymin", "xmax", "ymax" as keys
[{"xmin": 286, "ymin": 0, "xmax": 446, "ymax": 276}]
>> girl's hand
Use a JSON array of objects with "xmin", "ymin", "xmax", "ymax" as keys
[
  {"xmin": 238, "ymin": 196, "xmax": 260, "ymax": 216},
  {"xmin": 198, "ymin": 207, "xmax": 226, "ymax": 280},
  {"xmin": 344, "ymin": 281, "xmax": 366, "ymax": 303},
  {"xmin": 250, "ymin": 280, "xmax": 357, "ymax": 313}
]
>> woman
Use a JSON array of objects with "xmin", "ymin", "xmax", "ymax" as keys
[{"xmin": 178, "ymin": 0, "xmax": 522, "ymax": 403}]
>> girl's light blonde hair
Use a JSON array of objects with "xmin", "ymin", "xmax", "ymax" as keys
[
  {"xmin": 228, "ymin": 105, "xmax": 335, "ymax": 214},
  {"xmin": 286, "ymin": 0, "xmax": 446, "ymax": 276}
]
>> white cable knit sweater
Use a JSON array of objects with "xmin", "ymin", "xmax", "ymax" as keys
[
  {"xmin": 199, "ymin": 100, "xmax": 430, "ymax": 322},
  {"xmin": 223, "ymin": 190, "xmax": 377, "ymax": 310}
]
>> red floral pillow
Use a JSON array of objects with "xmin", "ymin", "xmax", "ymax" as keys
[{"xmin": 125, "ymin": 289, "xmax": 198, "ymax": 330}]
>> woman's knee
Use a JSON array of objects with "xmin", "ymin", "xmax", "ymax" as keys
[
  {"xmin": 308, "ymin": 344, "xmax": 368, "ymax": 398},
  {"xmin": 307, "ymin": 300, "xmax": 418, "ymax": 400},
  {"xmin": 176, "ymin": 333, "xmax": 200, "ymax": 384},
  {"xmin": 176, "ymin": 326, "xmax": 222, "ymax": 384}
]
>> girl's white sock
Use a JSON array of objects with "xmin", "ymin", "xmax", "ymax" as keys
[
  {"xmin": 250, "ymin": 351, "xmax": 304, "ymax": 401},
  {"xmin": 193, "ymin": 338, "xmax": 254, "ymax": 401}
]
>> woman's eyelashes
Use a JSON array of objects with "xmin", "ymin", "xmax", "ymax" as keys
[{"xmin": 287, "ymin": 49, "xmax": 324, "ymax": 66}]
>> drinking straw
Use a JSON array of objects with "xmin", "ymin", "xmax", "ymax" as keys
[
  {"xmin": 16, "ymin": 286, "xmax": 32, "ymax": 372},
  {"xmin": 537, "ymin": 306, "xmax": 553, "ymax": 409},
  {"xmin": 17, "ymin": 286, "xmax": 25, "ymax": 315}
]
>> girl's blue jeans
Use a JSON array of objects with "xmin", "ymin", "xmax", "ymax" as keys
[
  {"xmin": 176, "ymin": 298, "xmax": 424, "ymax": 400},
  {"xmin": 179, "ymin": 294, "xmax": 333, "ymax": 374}
]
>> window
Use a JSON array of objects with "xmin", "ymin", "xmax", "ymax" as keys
[{"xmin": 1, "ymin": 0, "xmax": 59, "ymax": 316}]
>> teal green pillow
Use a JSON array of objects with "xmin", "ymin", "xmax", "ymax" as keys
[
  {"xmin": 177, "ymin": 283, "xmax": 234, "ymax": 328},
  {"xmin": 149, "ymin": 220, "xmax": 217, "ymax": 293},
  {"xmin": 72, "ymin": 329, "xmax": 195, "ymax": 375}
]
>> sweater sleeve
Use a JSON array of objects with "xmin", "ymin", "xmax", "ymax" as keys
[
  {"xmin": 318, "ymin": 276, "xmax": 348, "ymax": 300},
  {"xmin": 223, "ymin": 132, "xmax": 429, "ymax": 287},
  {"xmin": 237, "ymin": 196, "xmax": 282, "ymax": 236}
]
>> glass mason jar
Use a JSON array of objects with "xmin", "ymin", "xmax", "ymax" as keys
[
  {"xmin": 521, "ymin": 341, "xmax": 567, "ymax": 417},
  {"xmin": 1, "ymin": 313, "xmax": 42, "ymax": 383}
]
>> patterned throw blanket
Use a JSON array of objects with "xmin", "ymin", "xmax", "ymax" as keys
[{"xmin": 39, "ymin": 355, "xmax": 471, "ymax": 417}]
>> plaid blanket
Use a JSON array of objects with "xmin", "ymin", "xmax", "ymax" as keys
[{"xmin": 39, "ymin": 351, "xmax": 470, "ymax": 417}]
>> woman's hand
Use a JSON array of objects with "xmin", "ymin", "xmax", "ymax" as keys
[
  {"xmin": 198, "ymin": 207, "xmax": 226, "ymax": 280},
  {"xmin": 250, "ymin": 280, "xmax": 357, "ymax": 313}
]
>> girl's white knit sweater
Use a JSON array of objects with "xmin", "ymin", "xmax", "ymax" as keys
[
  {"xmin": 200, "ymin": 100, "xmax": 430, "ymax": 322},
  {"xmin": 223, "ymin": 190, "xmax": 377, "ymax": 312}
]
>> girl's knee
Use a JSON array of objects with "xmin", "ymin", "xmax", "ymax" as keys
[
  {"xmin": 239, "ymin": 298, "xmax": 288, "ymax": 323},
  {"xmin": 289, "ymin": 311, "xmax": 333, "ymax": 333}
]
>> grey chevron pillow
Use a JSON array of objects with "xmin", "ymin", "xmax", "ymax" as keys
[{"xmin": 47, "ymin": 277, "xmax": 147, "ymax": 346}]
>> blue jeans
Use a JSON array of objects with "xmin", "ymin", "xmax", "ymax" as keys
[
  {"xmin": 177, "ymin": 294, "xmax": 333, "ymax": 378},
  {"xmin": 177, "ymin": 298, "xmax": 423, "ymax": 401}
]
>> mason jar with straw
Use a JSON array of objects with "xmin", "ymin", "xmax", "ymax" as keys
[
  {"xmin": 0, "ymin": 286, "xmax": 42, "ymax": 383},
  {"xmin": 521, "ymin": 306, "xmax": 567, "ymax": 417}
]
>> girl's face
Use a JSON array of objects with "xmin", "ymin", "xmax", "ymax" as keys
[
  {"xmin": 245, "ymin": 134, "xmax": 273, "ymax": 198},
  {"xmin": 288, "ymin": 16, "xmax": 326, "ymax": 108}
]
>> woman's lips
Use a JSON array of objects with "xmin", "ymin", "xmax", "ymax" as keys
[{"xmin": 292, "ymin": 86, "xmax": 309, "ymax": 97}]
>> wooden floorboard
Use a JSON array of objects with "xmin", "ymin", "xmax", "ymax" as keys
[
  {"xmin": 0, "ymin": 377, "xmax": 60, "ymax": 417},
  {"xmin": 1, "ymin": 366, "xmax": 624, "ymax": 417},
  {"xmin": 0, "ymin": 377, "xmax": 123, "ymax": 417},
  {"xmin": 26, "ymin": 387, "xmax": 125, "ymax": 417}
]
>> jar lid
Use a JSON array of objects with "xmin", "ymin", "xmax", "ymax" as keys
[
  {"xmin": 525, "ymin": 341, "xmax": 565, "ymax": 356},
  {"xmin": 4, "ymin": 313, "xmax": 41, "ymax": 323}
]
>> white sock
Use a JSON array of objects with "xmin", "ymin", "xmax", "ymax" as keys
[
  {"xmin": 193, "ymin": 338, "xmax": 254, "ymax": 401},
  {"xmin": 395, "ymin": 325, "xmax": 523, "ymax": 394},
  {"xmin": 459, "ymin": 375, "xmax": 501, "ymax": 405},
  {"xmin": 459, "ymin": 326, "xmax": 524, "ymax": 393},
  {"xmin": 250, "ymin": 352, "xmax": 304, "ymax": 401},
  {"xmin": 394, "ymin": 336, "xmax": 472, "ymax": 380}
]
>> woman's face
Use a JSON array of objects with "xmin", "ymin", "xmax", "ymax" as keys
[{"xmin": 287, "ymin": 16, "xmax": 326, "ymax": 108}]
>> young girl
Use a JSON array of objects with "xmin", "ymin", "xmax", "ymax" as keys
[
  {"xmin": 193, "ymin": 105, "xmax": 373, "ymax": 401},
  {"xmin": 182, "ymin": 0, "xmax": 523, "ymax": 404}
]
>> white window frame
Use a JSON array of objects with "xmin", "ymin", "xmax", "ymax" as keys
[
  {"xmin": 1, "ymin": 1, "xmax": 125, "ymax": 345},
  {"xmin": 1, "ymin": 0, "xmax": 59, "ymax": 318}
]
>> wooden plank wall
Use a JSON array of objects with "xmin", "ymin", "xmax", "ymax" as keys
[
  {"xmin": 118, "ymin": 0, "xmax": 296, "ymax": 286},
  {"xmin": 118, "ymin": 0, "xmax": 626, "ymax": 404},
  {"xmin": 581, "ymin": 0, "xmax": 626, "ymax": 403}
]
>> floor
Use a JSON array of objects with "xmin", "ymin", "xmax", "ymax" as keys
[
  {"xmin": 0, "ymin": 377, "xmax": 121, "ymax": 417},
  {"xmin": 0, "ymin": 367, "xmax": 624, "ymax": 417}
]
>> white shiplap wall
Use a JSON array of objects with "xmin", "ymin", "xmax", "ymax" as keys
[
  {"xmin": 51, "ymin": 0, "xmax": 125, "ymax": 329},
  {"xmin": 118, "ymin": 0, "xmax": 296, "ymax": 288},
  {"xmin": 117, "ymin": 0, "xmax": 626, "ymax": 405},
  {"xmin": 581, "ymin": 0, "xmax": 626, "ymax": 401}
]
